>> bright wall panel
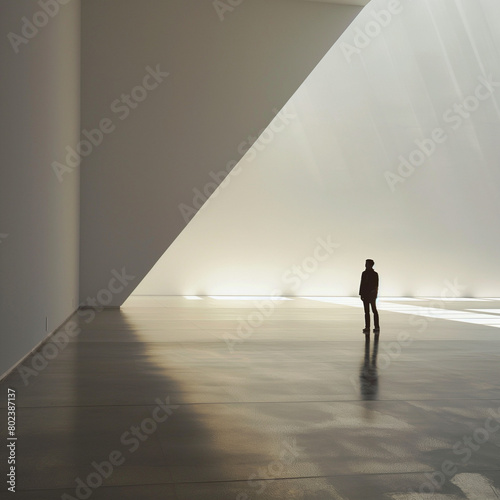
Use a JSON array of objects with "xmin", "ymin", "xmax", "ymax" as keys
[
  {"xmin": 79, "ymin": 0, "xmax": 362, "ymax": 306},
  {"xmin": 134, "ymin": 0, "xmax": 500, "ymax": 298}
]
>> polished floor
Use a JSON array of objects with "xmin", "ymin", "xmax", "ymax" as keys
[{"xmin": 2, "ymin": 296, "xmax": 500, "ymax": 499}]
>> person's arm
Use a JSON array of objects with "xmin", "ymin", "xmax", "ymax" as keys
[{"xmin": 359, "ymin": 272, "xmax": 365, "ymax": 298}]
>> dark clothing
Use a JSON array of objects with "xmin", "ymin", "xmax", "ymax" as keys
[
  {"xmin": 363, "ymin": 298, "xmax": 379, "ymax": 329},
  {"xmin": 359, "ymin": 269, "xmax": 379, "ymax": 300},
  {"xmin": 359, "ymin": 269, "xmax": 379, "ymax": 329}
]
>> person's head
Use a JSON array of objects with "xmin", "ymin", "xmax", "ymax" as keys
[{"xmin": 365, "ymin": 259, "xmax": 374, "ymax": 269}]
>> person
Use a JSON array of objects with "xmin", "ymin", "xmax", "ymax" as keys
[{"xmin": 359, "ymin": 259, "xmax": 379, "ymax": 335}]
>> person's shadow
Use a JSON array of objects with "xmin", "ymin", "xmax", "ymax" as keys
[{"xmin": 359, "ymin": 335, "xmax": 379, "ymax": 400}]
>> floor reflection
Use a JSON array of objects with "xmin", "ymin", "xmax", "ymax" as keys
[{"xmin": 359, "ymin": 335, "xmax": 379, "ymax": 401}]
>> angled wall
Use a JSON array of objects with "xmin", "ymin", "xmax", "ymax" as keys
[
  {"xmin": 0, "ymin": 0, "xmax": 81, "ymax": 376},
  {"xmin": 79, "ymin": 0, "xmax": 363, "ymax": 306},
  {"xmin": 134, "ymin": 0, "xmax": 500, "ymax": 298}
]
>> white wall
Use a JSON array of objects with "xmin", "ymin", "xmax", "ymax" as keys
[
  {"xmin": 0, "ymin": 0, "xmax": 81, "ymax": 375},
  {"xmin": 134, "ymin": 0, "xmax": 500, "ymax": 298},
  {"xmin": 79, "ymin": 0, "xmax": 363, "ymax": 305}
]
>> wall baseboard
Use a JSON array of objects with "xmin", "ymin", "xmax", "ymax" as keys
[{"xmin": 0, "ymin": 309, "xmax": 78, "ymax": 382}]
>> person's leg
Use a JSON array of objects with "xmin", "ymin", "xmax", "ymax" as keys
[
  {"xmin": 363, "ymin": 300, "xmax": 370, "ymax": 329},
  {"xmin": 371, "ymin": 299, "xmax": 379, "ymax": 330}
]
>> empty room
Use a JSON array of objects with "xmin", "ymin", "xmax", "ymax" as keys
[{"xmin": 2, "ymin": 0, "xmax": 500, "ymax": 498}]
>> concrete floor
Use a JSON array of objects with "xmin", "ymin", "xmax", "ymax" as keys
[{"xmin": 2, "ymin": 296, "xmax": 500, "ymax": 499}]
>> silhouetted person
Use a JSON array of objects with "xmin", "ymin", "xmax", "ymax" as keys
[
  {"xmin": 359, "ymin": 335, "xmax": 379, "ymax": 400},
  {"xmin": 359, "ymin": 259, "xmax": 379, "ymax": 335}
]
